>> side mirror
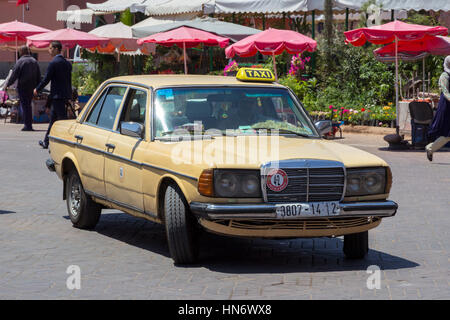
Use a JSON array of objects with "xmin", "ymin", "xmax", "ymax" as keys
[
  {"xmin": 120, "ymin": 121, "xmax": 144, "ymax": 139},
  {"xmin": 315, "ymin": 120, "xmax": 332, "ymax": 137}
]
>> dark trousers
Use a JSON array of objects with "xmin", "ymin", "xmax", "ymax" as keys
[
  {"xmin": 44, "ymin": 99, "xmax": 67, "ymax": 144},
  {"xmin": 18, "ymin": 89, "xmax": 33, "ymax": 129}
]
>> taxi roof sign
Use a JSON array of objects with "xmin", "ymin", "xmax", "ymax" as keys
[{"xmin": 236, "ymin": 68, "xmax": 275, "ymax": 83}]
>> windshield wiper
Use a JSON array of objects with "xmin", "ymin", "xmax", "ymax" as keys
[
  {"xmin": 156, "ymin": 134, "xmax": 214, "ymax": 141},
  {"xmin": 251, "ymin": 128, "xmax": 311, "ymax": 138}
]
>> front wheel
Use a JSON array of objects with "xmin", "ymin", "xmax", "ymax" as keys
[
  {"xmin": 66, "ymin": 169, "xmax": 101, "ymax": 229},
  {"xmin": 164, "ymin": 184, "xmax": 199, "ymax": 264},
  {"xmin": 343, "ymin": 231, "xmax": 369, "ymax": 259}
]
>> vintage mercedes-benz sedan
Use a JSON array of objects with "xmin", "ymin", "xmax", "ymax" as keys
[{"xmin": 46, "ymin": 69, "xmax": 397, "ymax": 264}]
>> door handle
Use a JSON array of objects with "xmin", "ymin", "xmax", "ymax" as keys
[
  {"xmin": 105, "ymin": 143, "xmax": 115, "ymax": 150},
  {"xmin": 74, "ymin": 135, "xmax": 83, "ymax": 142}
]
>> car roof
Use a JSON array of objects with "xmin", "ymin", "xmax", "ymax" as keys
[{"xmin": 107, "ymin": 74, "xmax": 286, "ymax": 89}]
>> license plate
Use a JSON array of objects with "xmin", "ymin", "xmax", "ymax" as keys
[{"xmin": 275, "ymin": 201, "xmax": 340, "ymax": 219}]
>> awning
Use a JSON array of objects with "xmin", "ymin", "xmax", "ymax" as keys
[
  {"xmin": 212, "ymin": 0, "xmax": 326, "ymax": 14},
  {"xmin": 56, "ymin": 9, "xmax": 100, "ymax": 24},
  {"xmin": 212, "ymin": 0, "xmax": 450, "ymax": 15},
  {"xmin": 131, "ymin": 0, "xmax": 450, "ymax": 17},
  {"xmin": 336, "ymin": 0, "xmax": 450, "ymax": 12},
  {"xmin": 86, "ymin": 0, "xmax": 149, "ymax": 13},
  {"xmin": 143, "ymin": 0, "xmax": 215, "ymax": 16},
  {"xmin": 57, "ymin": 1, "xmax": 150, "ymax": 24}
]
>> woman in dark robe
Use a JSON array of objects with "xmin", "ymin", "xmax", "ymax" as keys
[{"xmin": 426, "ymin": 56, "xmax": 450, "ymax": 161}]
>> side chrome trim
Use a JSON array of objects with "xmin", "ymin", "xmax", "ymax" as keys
[
  {"xmin": 141, "ymin": 163, "xmax": 198, "ymax": 181},
  {"xmin": 85, "ymin": 189, "xmax": 158, "ymax": 219},
  {"xmin": 48, "ymin": 135, "xmax": 197, "ymax": 181},
  {"xmin": 190, "ymin": 200, "xmax": 398, "ymax": 220},
  {"xmin": 48, "ymin": 135, "xmax": 77, "ymax": 146}
]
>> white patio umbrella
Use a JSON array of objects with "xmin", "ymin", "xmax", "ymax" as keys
[
  {"xmin": 132, "ymin": 16, "xmax": 261, "ymax": 42},
  {"xmin": 87, "ymin": 22, "xmax": 155, "ymax": 58}
]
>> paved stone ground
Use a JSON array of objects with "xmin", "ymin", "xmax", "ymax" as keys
[{"xmin": 0, "ymin": 123, "xmax": 449, "ymax": 300}]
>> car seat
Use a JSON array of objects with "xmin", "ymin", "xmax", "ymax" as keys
[
  {"xmin": 129, "ymin": 100, "xmax": 143, "ymax": 124},
  {"xmin": 408, "ymin": 101, "xmax": 433, "ymax": 148},
  {"xmin": 185, "ymin": 100, "xmax": 216, "ymax": 129}
]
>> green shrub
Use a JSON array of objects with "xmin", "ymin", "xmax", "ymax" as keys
[{"xmin": 278, "ymin": 75, "xmax": 318, "ymax": 110}]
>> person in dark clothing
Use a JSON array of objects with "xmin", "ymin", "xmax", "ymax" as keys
[
  {"xmin": 5, "ymin": 46, "xmax": 41, "ymax": 131},
  {"xmin": 34, "ymin": 41, "xmax": 72, "ymax": 149},
  {"xmin": 426, "ymin": 55, "xmax": 450, "ymax": 161}
]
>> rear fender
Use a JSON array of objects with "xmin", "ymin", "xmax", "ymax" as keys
[{"xmin": 61, "ymin": 153, "xmax": 82, "ymax": 200}]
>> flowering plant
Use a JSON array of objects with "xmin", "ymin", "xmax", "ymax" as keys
[
  {"xmin": 224, "ymin": 60, "xmax": 239, "ymax": 76},
  {"xmin": 158, "ymin": 69, "xmax": 175, "ymax": 74},
  {"xmin": 288, "ymin": 54, "xmax": 311, "ymax": 78}
]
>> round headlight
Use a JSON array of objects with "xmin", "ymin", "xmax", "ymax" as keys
[
  {"xmin": 345, "ymin": 168, "xmax": 387, "ymax": 196},
  {"xmin": 347, "ymin": 177, "xmax": 361, "ymax": 192},
  {"xmin": 364, "ymin": 173, "xmax": 383, "ymax": 192},
  {"xmin": 215, "ymin": 172, "xmax": 239, "ymax": 197},
  {"xmin": 242, "ymin": 175, "xmax": 260, "ymax": 195}
]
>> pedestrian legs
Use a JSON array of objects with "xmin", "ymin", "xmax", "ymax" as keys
[
  {"xmin": 425, "ymin": 136, "xmax": 450, "ymax": 161},
  {"xmin": 18, "ymin": 89, "xmax": 33, "ymax": 130},
  {"xmin": 42, "ymin": 99, "xmax": 67, "ymax": 147},
  {"xmin": 426, "ymin": 136, "xmax": 450, "ymax": 153}
]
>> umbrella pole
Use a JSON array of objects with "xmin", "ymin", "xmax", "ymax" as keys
[
  {"xmin": 422, "ymin": 56, "xmax": 425, "ymax": 99},
  {"xmin": 395, "ymin": 35, "xmax": 399, "ymax": 136},
  {"xmin": 15, "ymin": 36, "xmax": 18, "ymax": 62},
  {"xmin": 272, "ymin": 53, "xmax": 278, "ymax": 81},
  {"xmin": 183, "ymin": 42, "xmax": 187, "ymax": 75}
]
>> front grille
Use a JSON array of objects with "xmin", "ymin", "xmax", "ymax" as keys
[
  {"xmin": 263, "ymin": 161, "xmax": 345, "ymax": 203},
  {"xmin": 215, "ymin": 217, "xmax": 379, "ymax": 230}
]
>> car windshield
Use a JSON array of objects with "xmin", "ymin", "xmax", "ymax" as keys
[{"xmin": 154, "ymin": 87, "xmax": 318, "ymax": 138}]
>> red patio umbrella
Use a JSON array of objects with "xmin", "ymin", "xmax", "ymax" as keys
[
  {"xmin": 225, "ymin": 28, "xmax": 317, "ymax": 81},
  {"xmin": 344, "ymin": 21, "xmax": 448, "ymax": 135},
  {"xmin": 374, "ymin": 35, "xmax": 450, "ymax": 61},
  {"xmin": 27, "ymin": 28, "xmax": 109, "ymax": 53},
  {"xmin": 374, "ymin": 35, "xmax": 450, "ymax": 95},
  {"xmin": 0, "ymin": 20, "xmax": 50, "ymax": 60},
  {"xmin": 137, "ymin": 26, "xmax": 229, "ymax": 74}
]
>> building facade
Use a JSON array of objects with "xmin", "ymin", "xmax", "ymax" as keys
[{"xmin": 0, "ymin": 0, "xmax": 106, "ymax": 76}]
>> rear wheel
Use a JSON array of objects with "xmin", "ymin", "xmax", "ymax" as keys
[
  {"xmin": 164, "ymin": 184, "xmax": 198, "ymax": 264},
  {"xmin": 66, "ymin": 169, "xmax": 101, "ymax": 229},
  {"xmin": 343, "ymin": 231, "xmax": 369, "ymax": 259}
]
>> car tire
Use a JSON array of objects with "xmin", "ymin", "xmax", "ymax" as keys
[
  {"xmin": 66, "ymin": 169, "xmax": 101, "ymax": 229},
  {"xmin": 164, "ymin": 183, "xmax": 199, "ymax": 265},
  {"xmin": 343, "ymin": 231, "xmax": 369, "ymax": 259}
]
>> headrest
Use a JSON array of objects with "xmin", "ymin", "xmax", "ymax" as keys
[
  {"xmin": 207, "ymin": 94, "xmax": 237, "ymax": 102},
  {"xmin": 129, "ymin": 101, "xmax": 141, "ymax": 122},
  {"xmin": 185, "ymin": 100, "xmax": 211, "ymax": 119}
]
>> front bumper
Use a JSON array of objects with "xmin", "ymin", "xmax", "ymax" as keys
[{"xmin": 190, "ymin": 200, "xmax": 398, "ymax": 220}]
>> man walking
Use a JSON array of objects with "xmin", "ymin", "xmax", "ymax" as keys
[
  {"xmin": 34, "ymin": 41, "xmax": 72, "ymax": 149},
  {"xmin": 5, "ymin": 45, "xmax": 41, "ymax": 131}
]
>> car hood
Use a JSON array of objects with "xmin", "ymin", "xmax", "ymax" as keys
[{"xmin": 155, "ymin": 135, "xmax": 387, "ymax": 171}]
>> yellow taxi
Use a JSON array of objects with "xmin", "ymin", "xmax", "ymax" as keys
[{"xmin": 46, "ymin": 69, "xmax": 397, "ymax": 264}]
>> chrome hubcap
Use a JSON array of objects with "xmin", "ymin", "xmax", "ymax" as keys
[{"xmin": 70, "ymin": 179, "xmax": 82, "ymax": 217}]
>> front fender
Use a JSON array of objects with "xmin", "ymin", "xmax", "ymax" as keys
[{"xmin": 153, "ymin": 173, "xmax": 198, "ymax": 219}]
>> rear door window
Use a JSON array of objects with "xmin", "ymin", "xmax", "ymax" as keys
[{"xmin": 85, "ymin": 86, "xmax": 127, "ymax": 130}]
